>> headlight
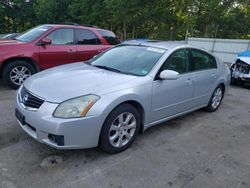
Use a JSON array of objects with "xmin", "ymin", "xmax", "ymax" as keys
[{"xmin": 53, "ymin": 94, "xmax": 100, "ymax": 118}]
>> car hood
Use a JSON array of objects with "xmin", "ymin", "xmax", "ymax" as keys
[
  {"xmin": 24, "ymin": 63, "xmax": 138, "ymax": 103},
  {"xmin": 0, "ymin": 40, "xmax": 25, "ymax": 45},
  {"xmin": 236, "ymin": 57, "xmax": 250, "ymax": 65}
]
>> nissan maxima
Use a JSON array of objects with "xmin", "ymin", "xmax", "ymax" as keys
[{"xmin": 15, "ymin": 41, "xmax": 230, "ymax": 153}]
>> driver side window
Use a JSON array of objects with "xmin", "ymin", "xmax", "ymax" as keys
[
  {"xmin": 161, "ymin": 49, "xmax": 189, "ymax": 74},
  {"xmin": 46, "ymin": 28, "xmax": 74, "ymax": 45}
]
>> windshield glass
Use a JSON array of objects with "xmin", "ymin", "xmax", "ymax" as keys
[
  {"xmin": 2, "ymin": 34, "xmax": 12, "ymax": 39},
  {"xmin": 16, "ymin": 25, "xmax": 52, "ymax": 42},
  {"xmin": 90, "ymin": 45, "xmax": 166, "ymax": 76}
]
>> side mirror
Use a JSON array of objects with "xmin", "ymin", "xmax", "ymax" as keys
[
  {"xmin": 40, "ymin": 38, "xmax": 52, "ymax": 45},
  {"xmin": 159, "ymin": 70, "xmax": 179, "ymax": 80}
]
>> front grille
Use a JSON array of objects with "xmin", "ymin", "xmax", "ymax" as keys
[{"xmin": 20, "ymin": 87, "xmax": 44, "ymax": 109}]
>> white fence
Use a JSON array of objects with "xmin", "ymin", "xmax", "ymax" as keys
[{"xmin": 187, "ymin": 37, "xmax": 250, "ymax": 64}]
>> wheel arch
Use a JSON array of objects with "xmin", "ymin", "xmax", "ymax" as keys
[
  {"xmin": 0, "ymin": 57, "xmax": 40, "ymax": 75},
  {"xmin": 97, "ymin": 95, "xmax": 147, "ymax": 137},
  {"xmin": 214, "ymin": 81, "xmax": 226, "ymax": 97},
  {"xmin": 218, "ymin": 82, "xmax": 225, "ymax": 92},
  {"xmin": 116, "ymin": 100, "xmax": 145, "ymax": 133},
  {"xmin": 97, "ymin": 98, "xmax": 146, "ymax": 148}
]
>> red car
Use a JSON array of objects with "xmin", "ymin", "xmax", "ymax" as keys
[{"xmin": 0, "ymin": 24, "xmax": 120, "ymax": 89}]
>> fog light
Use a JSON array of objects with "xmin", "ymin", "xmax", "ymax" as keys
[{"xmin": 48, "ymin": 134, "xmax": 64, "ymax": 146}]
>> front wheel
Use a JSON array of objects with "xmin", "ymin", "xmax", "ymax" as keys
[
  {"xmin": 205, "ymin": 85, "xmax": 224, "ymax": 112},
  {"xmin": 2, "ymin": 60, "xmax": 36, "ymax": 89},
  {"xmin": 99, "ymin": 104, "xmax": 140, "ymax": 154}
]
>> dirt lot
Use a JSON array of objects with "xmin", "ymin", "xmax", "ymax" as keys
[{"xmin": 0, "ymin": 81, "xmax": 249, "ymax": 188}]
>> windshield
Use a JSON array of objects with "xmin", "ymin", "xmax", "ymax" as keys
[
  {"xmin": 2, "ymin": 34, "xmax": 12, "ymax": 39},
  {"xmin": 90, "ymin": 45, "xmax": 166, "ymax": 76},
  {"xmin": 16, "ymin": 25, "xmax": 52, "ymax": 42}
]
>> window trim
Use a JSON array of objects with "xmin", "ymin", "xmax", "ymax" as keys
[
  {"xmin": 76, "ymin": 28, "xmax": 102, "ymax": 45},
  {"xmin": 40, "ymin": 27, "xmax": 75, "ymax": 46}
]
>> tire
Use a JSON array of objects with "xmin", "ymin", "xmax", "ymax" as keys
[
  {"xmin": 242, "ymin": 81, "xmax": 250, "ymax": 89},
  {"xmin": 99, "ymin": 104, "xmax": 141, "ymax": 154},
  {"xmin": 2, "ymin": 60, "xmax": 36, "ymax": 89},
  {"xmin": 205, "ymin": 85, "xmax": 224, "ymax": 112},
  {"xmin": 230, "ymin": 77, "xmax": 236, "ymax": 85}
]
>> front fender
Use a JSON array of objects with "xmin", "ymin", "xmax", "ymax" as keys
[{"xmin": 87, "ymin": 84, "xmax": 152, "ymax": 125}]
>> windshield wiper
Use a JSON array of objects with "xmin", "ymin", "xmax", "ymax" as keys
[
  {"xmin": 83, "ymin": 60, "xmax": 90, "ymax": 64},
  {"xmin": 93, "ymin": 65, "xmax": 122, "ymax": 73},
  {"xmin": 93, "ymin": 65, "xmax": 140, "ymax": 76}
]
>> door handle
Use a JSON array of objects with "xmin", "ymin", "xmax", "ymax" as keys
[
  {"xmin": 67, "ymin": 49, "xmax": 76, "ymax": 53},
  {"xmin": 186, "ymin": 78, "xmax": 192, "ymax": 85}
]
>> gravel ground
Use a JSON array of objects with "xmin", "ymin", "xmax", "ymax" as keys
[{"xmin": 0, "ymin": 81, "xmax": 249, "ymax": 188}]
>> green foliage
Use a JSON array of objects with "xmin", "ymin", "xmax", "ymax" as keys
[
  {"xmin": 0, "ymin": 0, "xmax": 249, "ymax": 39},
  {"xmin": 35, "ymin": 0, "xmax": 72, "ymax": 24}
]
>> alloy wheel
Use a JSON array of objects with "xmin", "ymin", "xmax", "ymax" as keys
[
  {"xmin": 211, "ymin": 87, "xmax": 223, "ymax": 109},
  {"xmin": 109, "ymin": 112, "xmax": 137, "ymax": 148},
  {"xmin": 9, "ymin": 66, "xmax": 31, "ymax": 86}
]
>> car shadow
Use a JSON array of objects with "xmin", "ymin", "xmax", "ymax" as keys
[
  {"xmin": 0, "ymin": 79, "xmax": 14, "ymax": 91},
  {"xmin": 34, "ymin": 109, "xmax": 207, "ymax": 163}
]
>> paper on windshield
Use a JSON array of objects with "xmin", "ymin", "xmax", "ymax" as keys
[{"xmin": 146, "ymin": 47, "xmax": 165, "ymax": 54}]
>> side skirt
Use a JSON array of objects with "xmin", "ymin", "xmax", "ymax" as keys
[{"xmin": 143, "ymin": 104, "xmax": 207, "ymax": 131}]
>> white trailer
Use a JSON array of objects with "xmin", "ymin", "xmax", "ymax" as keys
[{"xmin": 187, "ymin": 37, "xmax": 250, "ymax": 65}]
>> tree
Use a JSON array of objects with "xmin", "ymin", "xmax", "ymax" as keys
[
  {"xmin": 0, "ymin": 0, "xmax": 249, "ymax": 39},
  {"xmin": 34, "ymin": 0, "xmax": 72, "ymax": 24}
]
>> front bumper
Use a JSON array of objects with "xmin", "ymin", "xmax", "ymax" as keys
[
  {"xmin": 15, "ymin": 89, "xmax": 106, "ymax": 149},
  {"xmin": 231, "ymin": 69, "xmax": 250, "ymax": 83}
]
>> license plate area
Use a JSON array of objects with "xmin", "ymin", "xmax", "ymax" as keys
[{"xmin": 15, "ymin": 108, "xmax": 25, "ymax": 125}]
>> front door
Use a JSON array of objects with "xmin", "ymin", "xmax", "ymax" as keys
[
  {"xmin": 39, "ymin": 28, "xmax": 77, "ymax": 69},
  {"xmin": 151, "ymin": 48, "xmax": 195, "ymax": 122}
]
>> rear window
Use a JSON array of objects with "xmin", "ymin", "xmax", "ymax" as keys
[{"xmin": 97, "ymin": 30, "xmax": 120, "ymax": 45}]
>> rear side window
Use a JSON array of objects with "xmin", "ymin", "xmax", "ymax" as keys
[
  {"xmin": 76, "ymin": 29, "xmax": 101, "ymax": 45},
  {"xmin": 46, "ymin": 28, "xmax": 74, "ymax": 45},
  {"xmin": 191, "ymin": 49, "xmax": 217, "ymax": 71},
  {"xmin": 97, "ymin": 30, "xmax": 120, "ymax": 45}
]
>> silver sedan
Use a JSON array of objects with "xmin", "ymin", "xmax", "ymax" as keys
[{"xmin": 15, "ymin": 41, "xmax": 230, "ymax": 153}]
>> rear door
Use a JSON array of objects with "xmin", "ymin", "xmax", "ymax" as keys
[
  {"xmin": 190, "ymin": 48, "xmax": 219, "ymax": 105},
  {"xmin": 75, "ymin": 29, "xmax": 108, "ymax": 61},
  {"xmin": 39, "ymin": 28, "xmax": 77, "ymax": 69}
]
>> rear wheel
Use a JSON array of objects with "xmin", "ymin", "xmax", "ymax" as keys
[
  {"xmin": 2, "ymin": 60, "xmax": 36, "ymax": 89},
  {"xmin": 205, "ymin": 85, "xmax": 224, "ymax": 112},
  {"xmin": 99, "ymin": 104, "xmax": 140, "ymax": 153}
]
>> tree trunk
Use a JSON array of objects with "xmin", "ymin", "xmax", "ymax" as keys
[
  {"xmin": 132, "ymin": 25, "xmax": 135, "ymax": 38},
  {"xmin": 123, "ymin": 20, "xmax": 126, "ymax": 40}
]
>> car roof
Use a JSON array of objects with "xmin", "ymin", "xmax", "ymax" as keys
[
  {"xmin": 123, "ymin": 40, "xmax": 188, "ymax": 50},
  {"xmin": 44, "ymin": 24, "xmax": 110, "ymax": 32}
]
